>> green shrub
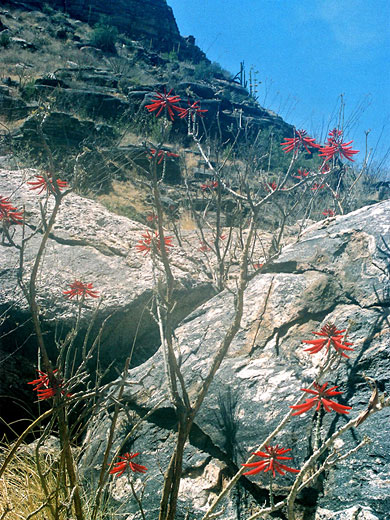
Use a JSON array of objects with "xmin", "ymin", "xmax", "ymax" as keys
[
  {"xmin": 89, "ymin": 22, "xmax": 118, "ymax": 53},
  {"xmin": 0, "ymin": 32, "xmax": 10, "ymax": 49},
  {"xmin": 193, "ymin": 60, "xmax": 231, "ymax": 81}
]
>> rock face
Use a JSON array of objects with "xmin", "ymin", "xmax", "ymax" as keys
[
  {"xmin": 0, "ymin": 168, "xmax": 215, "ymax": 435},
  {"xmin": 82, "ymin": 201, "xmax": 390, "ymax": 519},
  {"xmin": 4, "ymin": 0, "xmax": 180, "ymax": 50}
]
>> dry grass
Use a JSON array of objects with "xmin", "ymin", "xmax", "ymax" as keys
[{"xmin": 0, "ymin": 441, "xmax": 67, "ymax": 520}]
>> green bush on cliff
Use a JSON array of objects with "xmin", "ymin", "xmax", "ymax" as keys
[{"xmin": 89, "ymin": 21, "xmax": 118, "ymax": 53}]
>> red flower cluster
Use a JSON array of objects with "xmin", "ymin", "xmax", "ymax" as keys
[
  {"xmin": 136, "ymin": 231, "xmax": 174, "ymax": 256},
  {"xmin": 290, "ymin": 382, "xmax": 352, "ymax": 416},
  {"xmin": 281, "ymin": 129, "xmax": 319, "ymax": 155},
  {"xmin": 199, "ymin": 241, "xmax": 210, "ymax": 252},
  {"xmin": 322, "ymin": 209, "xmax": 335, "ymax": 217},
  {"xmin": 293, "ymin": 169, "xmax": 310, "ymax": 180},
  {"xmin": 201, "ymin": 180, "xmax": 219, "ymax": 191},
  {"xmin": 148, "ymin": 149, "xmax": 179, "ymax": 164},
  {"xmin": 145, "ymin": 89, "xmax": 207, "ymax": 123},
  {"xmin": 28, "ymin": 174, "xmax": 68, "ymax": 195},
  {"xmin": 110, "ymin": 453, "xmax": 147, "ymax": 477},
  {"xmin": 266, "ymin": 181, "xmax": 278, "ymax": 192},
  {"xmin": 28, "ymin": 369, "xmax": 70, "ymax": 401},
  {"xmin": 63, "ymin": 280, "xmax": 99, "ymax": 299},
  {"xmin": 178, "ymin": 100, "xmax": 208, "ymax": 121},
  {"xmin": 302, "ymin": 323, "xmax": 354, "ymax": 358},
  {"xmin": 253, "ymin": 263, "xmax": 264, "ymax": 270},
  {"xmin": 311, "ymin": 183, "xmax": 325, "ymax": 191},
  {"xmin": 242, "ymin": 445, "xmax": 299, "ymax": 478},
  {"xmin": 0, "ymin": 196, "xmax": 23, "ymax": 225},
  {"xmin": 145, "ymin": 89, "xmax": 182, "ymax": 121},
  {"xmin": 319, "ymin": 128, "xmax": 359, "ymax": 162}
]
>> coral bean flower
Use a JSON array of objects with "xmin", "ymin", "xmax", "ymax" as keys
[
  {"xmin": 242, "ymin": 445, "xmax": 300, "ymax": 478},
  {"xmin": 110, "ymin": 453, "xmax": 147, "ymax": 477},
  {"xmin": 63, "ymin": 280, "xmax": 99, "ymax": 299},
  {"xmin": 136, "ymin": 231, "xmax": 174, "ymax": 255},
  {"xmin": 178, "ymin": 100, "xmax": 208, "ymax": 121},
  {"xmin": 319, "ymin": 128, "xmax": 359, "ymax": 162},
  {"xmin": 302, "ymin": 323, "xmax": 354, "ymax": 358},
  {"xmin": 28, "ymin": 174, "xmax": 68, "ymax": 195},
  {"xmin": 322, "ymin": 209, "xmax": 335, "ymax": 217},
  {"xmin": 292, "ymin": 169, "xmax": 310, "ymax": 180},
  {"xmin": 281, "ymin": 129, "xmax": 319, "ymax": 155},
  {"xmin": 311, "ymin": 183, "xmax": 325, "ymax": 191},
  {"xmin": 148, "ymin": 148, "xmax": 179, "ymax": 164},
  {"xmin": 145, "ymin": 89, "xmax": 182, "ymax": 121},
  {"xmin": 28, "ymin": 369, "xmax": 70, "ymax": 400},
  {"xmin": 201, "ymin": 181, "xmax": 218, "ymax": 191},
  {"xmin": 290, "ymin": 382, "xmax": 352, "ymax": 416},
  {"xmin": 266, "ymin": 181, "xmax": 278, "ymax": 192},
  {"xmin": 0, "ymin": 196, "xmax": 23, "ymax": 225}
]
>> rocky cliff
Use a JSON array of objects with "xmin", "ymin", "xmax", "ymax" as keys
[{"xmin": 4, "ymin": 0, "xmax": 181, "ymax": 50}]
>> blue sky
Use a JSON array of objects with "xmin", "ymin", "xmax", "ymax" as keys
[{"xmin": 168, "ymin": 0, "xmax": 390, "ymax": 172}]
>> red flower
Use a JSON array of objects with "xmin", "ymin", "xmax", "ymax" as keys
[
  {"xmin": 290, "ymin": 382, "xmax": 352, "ymax": 416},
  {"xmin": 302, "ymin": 323, "xmax": 354, "ymax": 358},
  {"xmin": 178, "ymin": 100, "xmax": 208, "ymax": 121},
  {"xmin": 0, "ymin": 196, "xmax": 23, "ymax": 225},
  {"xmin": 201, "ymin": 180, "xmax": 218, "ymax": 191},
  {"xmin": 28, "ymin": 369, "xmax": 70, "ymax": 401},
  {"xmin": 136, "ymin": 231, "xmax": 174, "ymax": 256},
  {"xmin": 318, "ymin": 128, "xmax": 359, "ymax": 162},
  {"xmin": 253, "ymin": 263, "xmax": 264, "ymax": 270},
  {"xmin": 266, "ymin": 181, "xmax": 278, "ymax": 192},
  {"xmin": 63, "ymin": 280, "xmax": 99, "ymax": 299},
  {"xmin": 199, "ymin": 241, "xmax": 210, "ymax": 252},
  {"xmin": 110, "ymin": 453, "xmax": 147, "ymax": 477},
  {"xmin": 311, "ymin": 183, "xmax": 325, "ymax": 191},
  {"xmin": 145, "ymin": 89, "xmax": 182, "ymax": 121},
  {"xmin": 281, "ymin": 129, "xmax": 319, "ymax": 155},
  {"xmin": 320, "ymin": 162, "xmax": 331, "ymax": 174},
  {"xmin": 293, "ymin": 169, "xmax": 310, "ymax": 180},
  {"xmin": 28, "ymin": 174, "xmax": 68, "ymax": 195},
  {"xmin": 242, "ymin": 445, "xmax": 300, "ymax": 478},
  {"xmin": 322, "ymin": 209, "xmax": 335, "ymax": 217},
  {"xmin": 148, "ymin": 148, "xmax": 179, "ymax": 164}
]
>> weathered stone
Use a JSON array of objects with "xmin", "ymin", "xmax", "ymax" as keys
[
  {"xmin": 86, "ymin": 200, "xmax": 390, "ymax": 518},
  {"xmin": 13, "ymin": 111, "xmax": 116, "ymax": 149}
]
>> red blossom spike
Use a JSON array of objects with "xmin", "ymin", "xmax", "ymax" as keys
[
  {"xmin": 281, "ymin": 129, "xmax": 319, "ymax": 156},
  {"xmin": 136, "ymin": 231, "xmax": 174, "ymax": 256},
  {"xmin": 148, "ymin": 148, "xmax": 180, "ymax": 164},
  {"xmin": 318, "ymin": 128, "xmax": 359, "ymax": 162},
  {"xmin": 292, "ymin": 169, "xmax": 310, "ymax": 180},
  {"xmin": 109, "ymin": 452, "xmax": 147, "ymax": 477},
  {"xmin": 322, "ymin": 209, "xmax": 335, "ymax": 217},
  {"xmin": 28, "ymin": 369, "xmax": 70, "ymax": 401},
  {"xmin": 0, "ymin": 195, "xmax": 23, "ymax": 225},
  {"xmin": 302, "ymin": 323, "xmax": 354, "ymax": 358},
  {"xmin": 178, "ymin": 100, "xmax": 208, "ymax": 121},
  {"xmin": 28, "ymin": 174, "xmax": 68, "ymax": 195},
  {"xmin": 145, "ymin": 89, "xmax": 182, "ymax": 121},
  {"xmin": 63, "ymin": 280, "xmax": 99, "ymax": 299},
  {"xmin": 290, "ymin": 382, "xmax": 352, "ymax": 416},
  {"xmin": 242, "ymin": 445, "xmax": 299, "ymax": 478}
]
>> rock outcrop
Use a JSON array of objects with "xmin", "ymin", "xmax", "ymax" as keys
[
  {"xmin": 4, "ymin": 0, "xmax": 181, "ymax": 51},
  {"xmin": 0, "ymin": 168, "xmax": 215, "ymax": 435},
  {"xmin": 82, "ymin": 200, "xmax": 390, "ymax": 519}
]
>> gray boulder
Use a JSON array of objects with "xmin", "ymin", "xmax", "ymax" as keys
[{"xmin": 84, "ymin": 201, "xmax": 390, "ymax": 519}]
